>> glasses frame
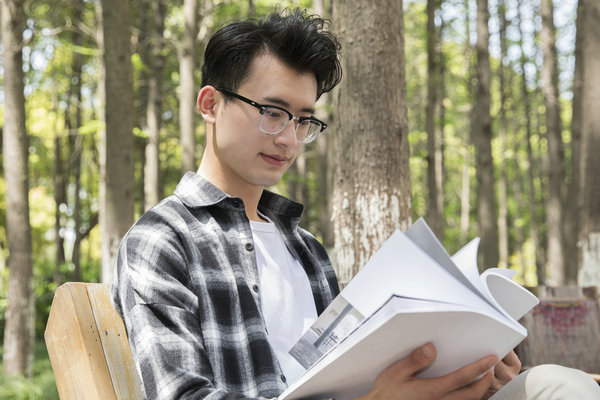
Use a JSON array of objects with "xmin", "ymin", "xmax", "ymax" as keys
[{"xmin": 216, "ymin": 88, "xmax": 327, "ymax": 144}]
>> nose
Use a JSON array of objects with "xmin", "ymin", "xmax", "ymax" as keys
[{"xmin": 273, "ymin": 118, "xmax": 298, "ymax": 147}]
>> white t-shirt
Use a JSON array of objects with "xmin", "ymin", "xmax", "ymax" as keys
[{"xmin": 249, "ymin": 218, "xmax": 318, "ymax": 385}]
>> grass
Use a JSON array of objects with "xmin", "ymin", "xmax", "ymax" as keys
[{"xmin": 0, "ymin": 339, "xmax": 59, "ymax": 400}]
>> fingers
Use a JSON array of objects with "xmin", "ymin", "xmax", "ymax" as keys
[
  {"xmin": 358, "ymin": 343, "xmax": 438, "ymax": 400},
  {"xmin": 447, "ymin": 369, "xmax": 495, "ymax": 400},
  {"xmin": 377, "ymin": 343, "xmax": 437, "ymax": 382},
  {"xmin": 362, "ymin": 347, "xmax": 498, "ymax": 400},
  {"xmin": 495, "ymin": 352, "xmax": 520, "ymax": 382},
  {"xmin": 502, "ymin": 351, "xmax": 521, "ymax": 371},
  {"xmin": 429, "ymin": 354, "xmax": 498, "ymax": 398},
  {"xmin": 487, "ymin": 351, "xmax": 521, "ymax": 394}
]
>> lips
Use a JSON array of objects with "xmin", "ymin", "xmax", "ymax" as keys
[{"xmin": 260, "ymin": 153, "xmax": 289, "ymax": 167}]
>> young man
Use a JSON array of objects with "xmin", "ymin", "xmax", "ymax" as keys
[{"xmin": 112, "ymin": 9, "xmax": 600, "ymax": 400}]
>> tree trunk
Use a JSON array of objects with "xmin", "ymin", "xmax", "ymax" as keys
[
  {"xmin": 313, "ymin": 0, "xmax": 334, "ymax": 249},
  {"xmin": 144, "ymin": 0, "xmax": 166, "ymax": 211},
  {"xmin": 425, "ymin": 0, "xmax": 444, "ymax": 239},
  {"xmin": 472, "ymin": 0, "xmax": 498, "ymax": 270},
  {"xmin": 497, "ymin": 0, "xmax": 509, "ymax": 269},
  {"xmin": 70, "ymin": 0, "xmax": 84, "ymax": 281},
  {"xmin": 331, "ymin": 0, "xmax": 412, "ymax": 286},
  {"xmin": 460, "ymin": 0, "xmax": 473, "ymax": 245},
  {"xmin": 53, "ymin": 98, "xmax": 66, "ymax": 283},
  {"xmin": 179, "ymin": 0, "xmax": 199, "ymax": 173},
  {"xmin": 1, "ymin": 0, "xmax": 35, "ymax": 377},
  {"xmin": 95, "ymin": 0, "xmax": 106, "ymax": 283},
  {"xmin": 248, "ymin": 0, "xmax": 255, "ymax": 17},
  {"xmin": 517, "ymin": 0, "xmax": 544, "ymax": 283},
  {"xmin": 578, "ymin": 0, "xmax": 600, "ymax": 288},
  {"xmin": 565, "ymin": 0, "xmax": 584, "ymax": 284},
  {"xmin": 541, "ymin": 0, "xmax": 565, "ymax": 285},
  {"xmin": 287, "ymin": 152, "xmax": 309, "ymax": 229},
  {"xmin": 99, "ymin": 0, "xmax": 135, "ymax": 284}
]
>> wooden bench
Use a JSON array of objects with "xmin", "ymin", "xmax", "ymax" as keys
[{"xmin": 44, "ymin": 282, "xmax": 143, "ymax": 400}]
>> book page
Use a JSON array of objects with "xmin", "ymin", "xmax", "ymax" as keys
[
  {"xmin": 481, "ymin": 269, "xmax": 539, "ymax": 320},
  {"xmin": 451, "ymin": 241, "xmax": 539, "ymax": 321},
  {"xmin": 340, "ymin": 230, "xmax": 500, "ymax": 319},
  {"xmin": 404, "ymin": 218, "xmax": 491, "ymax": 305}
]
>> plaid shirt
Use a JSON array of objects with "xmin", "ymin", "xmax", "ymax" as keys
[{"xmin": 112, "ymin": 172, "xmax": 339, "ymax": 400}]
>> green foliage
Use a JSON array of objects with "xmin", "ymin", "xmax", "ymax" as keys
[{"xmin": 0, "ymin": 341, "xmax": 59, "ymax": 400}]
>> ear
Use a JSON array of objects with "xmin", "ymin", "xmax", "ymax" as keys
[{"xmin": 197, "ymin": 86, "xmax": 219, "ymax": 124}]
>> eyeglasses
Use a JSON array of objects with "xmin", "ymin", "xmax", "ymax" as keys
[{"xmin": 216, "ymin": 88, "xmax": 327, "ymax": 144}]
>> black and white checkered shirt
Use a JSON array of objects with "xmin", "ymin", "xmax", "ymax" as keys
[{"xmin": 112, "ymin": 172, "xmax": 339, "ymax": 400}]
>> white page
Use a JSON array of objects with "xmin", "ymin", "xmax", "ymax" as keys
[
  {"xmin": 481, "ymin": 270, "xmax": 539, "ymax": 320},
  {"xmin": 405, "ymin": 218, "xmax": 491, "ymax": 305},
  {"xmin": 451, "ymin": 238, "xmax": 487, "ymax": 293},
  {"xmin": 452, "ymin": 241, "xmax": 539, "ymax": 322},
  {"xmin": 340, "ymin": 230, "xmax": 504, "ymax": 322}
]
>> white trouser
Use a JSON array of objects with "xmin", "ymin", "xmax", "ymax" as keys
[{"xmin": 490, "ymin": 364, "xmax": 600, "ymax": 400}]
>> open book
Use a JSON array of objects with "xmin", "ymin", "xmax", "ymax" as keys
[{"xmin": 279, "ymin": 218, "xmax": 539, "ymax": 400}]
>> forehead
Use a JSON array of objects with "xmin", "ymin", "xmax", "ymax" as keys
[{"xmin": 240, "ymin": 52, "xmax": 318, "ymax": 105}]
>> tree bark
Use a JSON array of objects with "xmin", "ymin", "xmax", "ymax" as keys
[
  {"xmin": 517, "ymin": 0, "xmax": 544, "ymax": 283},
  {"xmin": 144, "ymin": 0, "xmax": 166, "ymax": 211},
  {"xmin": 472, "ymin": 0, "xmax": 498, "ymax": 270},
  {"xmin": 179, "ymin": 0, "xmax": 199, "ymax": 174},
  {"xmin": 578, "ymin": 0, "xmax": 600, "ymax": 287},
  {"xmin": 248, "ymin": 0, "xmax": 255, "ymax": 17},
  {"xmin": 497, "ymin": 0, "xmax": 509, "ymax": 269},
  {"xmin": 53, "ymin": 101, "xmax": 66, "ymax": 283},
  {"xmin": 99, "ymin": 0, "xmax": 135, "ymax": 284},
  {"xmin": 1, "ymin": 0, "xmax": 35, "ymax": 377},
  {"xmin": 331, "ymin": 0, "xmax": 411, "ymax": 286},
  {"xmin": 565, "ymin": 0, "xmax": 584, "ymax": 284},
  {"xmin": 425, "ymin": 0, "xmax": 444, "ymax": 239},
  {"xmin": 313, "ymin": 0, "xmax": 334, "ymax": 248},
  {"xmin": 70, "ymin": 0, "xmax": 84, "ymax": 281},
  {"xmin": 460, "ymin": 0, "xmax": 473, "ymax": 245},
  {"xmin": 540, "ymin": 0, "xmax": 566, "ymax": 285}
]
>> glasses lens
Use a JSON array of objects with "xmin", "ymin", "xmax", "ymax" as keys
[
  {"xmin": 296, "ymin": 120, "xmax": 322, "ymax": 143},
  {"xmin": 259, "ymin": 107, "xmax": 289, "ymax": 134}
]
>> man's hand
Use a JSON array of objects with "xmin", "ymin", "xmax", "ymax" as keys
[
  {"xmin": 357, "ymin": 343, "xmax": 498, "ymax": 400},
  {"xmin": 482, "ymin": 351, "xmax": 521, "ymax": 400}
]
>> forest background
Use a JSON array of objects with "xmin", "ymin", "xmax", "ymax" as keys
[{"xmin": 1, "ymin": 0, "xmax": 599, "ymax": 398}]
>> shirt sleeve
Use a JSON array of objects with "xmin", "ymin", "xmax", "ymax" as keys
[{"xmin": 112, "ymin": 221, "xmax": 269, "ymax": 400}]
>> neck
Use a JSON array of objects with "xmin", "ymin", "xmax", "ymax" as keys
[{"xmin": 197, "ymin": 159, "xmax": 264, "ymax": 222}]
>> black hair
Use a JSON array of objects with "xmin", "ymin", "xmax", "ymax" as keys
[{"xmin": 201, "ymin": 8, "xmax": 342, "ymax": 100}]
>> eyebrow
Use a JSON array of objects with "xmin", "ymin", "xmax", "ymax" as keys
[{"xmin": 263, "ymin": 96, "xmax": 315, "ymax": 115}]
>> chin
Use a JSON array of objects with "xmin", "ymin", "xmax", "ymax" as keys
[{"xmin": 252, "ymin": 175, "xmax": 284, "ymax": 188}]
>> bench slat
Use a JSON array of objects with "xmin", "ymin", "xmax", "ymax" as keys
[
  {"xmin": 45, "ymin": 282, "xmax": 142, "ymax": 400},
  {"xmin": 88, "ymin": 283, "xmax": 143, "ymax": 399}
]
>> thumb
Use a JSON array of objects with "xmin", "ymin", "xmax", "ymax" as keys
[
  {"xmin": 408, "ymin": 343, "xmax": 437, "ymax": 376},
  {"xmin": 385, "ymin": 343, "xmax": 437, "ymax": 379}
]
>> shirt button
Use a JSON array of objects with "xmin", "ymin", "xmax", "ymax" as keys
[
  {"xmin": 252, "ymin": 284, "xmax": 259, "ymax": 293},
  {"xmin": 245, "ymin": 243, "xmax": 254, "ymax": 251},
  {"xmin": 280, "ymin": 374, "xmax": 287, "ymax": 383}
]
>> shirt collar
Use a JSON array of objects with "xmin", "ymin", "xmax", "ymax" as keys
[{"xmin": 174, "ymin": 172, "xmax": 304, "ymax": 218}]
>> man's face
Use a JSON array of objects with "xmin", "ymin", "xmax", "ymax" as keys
[{"xmin": 209, "ymin": 52, "xmax": 318, "ymax": 192}]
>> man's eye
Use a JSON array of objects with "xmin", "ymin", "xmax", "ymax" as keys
[{"xmin": 265, "ymin": 109, "xmax": 283, "ymax": 119}]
